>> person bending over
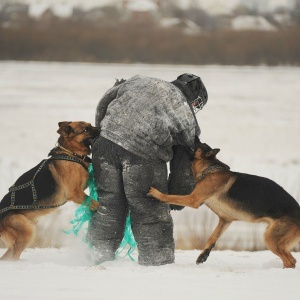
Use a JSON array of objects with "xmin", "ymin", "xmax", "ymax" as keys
[{"xmin": 88, "ymin": 73, "xmax": 208, "ymax": 266}]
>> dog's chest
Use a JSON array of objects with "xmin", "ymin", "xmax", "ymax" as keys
[{"xmin": 205, "ymin": 197, "xmax": 253, "ymax": 222}]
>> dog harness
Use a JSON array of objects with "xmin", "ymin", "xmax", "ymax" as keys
[
  {"xmin": 0, "ymin": 154, "xmax": 90, "ymax": 215},
  {"xmin": 49, "ymin": 154, "xmax": 90, "ymax": 170},
  {"xmin": 196, "ymin": 164, "xmax": 227, "ymax": 182}
]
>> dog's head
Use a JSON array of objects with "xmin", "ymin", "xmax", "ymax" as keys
[
  {"xmin": 188, "ymin": 136, "xmax": 220, "ymax": 161},
  {"xmin": 194, "ymin": 143, "xmax": 220, "ymax": 160},
  {"xmin": 193, "ymin": 140, "xmax": 230, "ymax": 172},
  {"xmin": 57, "ymin": 121, "xmax": 100, "ymax": 155}
]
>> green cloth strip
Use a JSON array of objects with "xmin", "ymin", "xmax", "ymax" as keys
[{"xmin": 65, "ymin": 164, "xmax": 137, "ymax": 261}]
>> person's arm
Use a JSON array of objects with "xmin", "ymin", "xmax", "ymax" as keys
[{"xmin": 168, "ymin": 145, "xmax": 195, "ymax": 210}]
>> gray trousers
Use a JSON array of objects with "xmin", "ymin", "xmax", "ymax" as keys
[{"xmin": 88, "ymin": 137, "xmax": 175, "ymax": 266}]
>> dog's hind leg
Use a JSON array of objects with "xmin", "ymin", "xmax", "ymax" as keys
[
  {"xmin": 0, "ymin": 219, "xmax": 18, "ymax": 260},
  {"xmin": 0, "ymin": 233, "xmax": 17, "ymax": 260},
  {"xmin": 1, "ymin": 214, "xmax": 36, "ymax": 261},
  {"xmin": 196, "ymin": 217, "xmax": 231, "ymax": 264},
  {"xmin": 13, "ymin": 215, "xmax": 36, "ymax": 260},
  {"xmin": 1, "ymin": 249, "xmax": 13, "ymax": 260},
  {"xmin": 264, "ymin": 219, "xmax": 300, "ymax": 268}
]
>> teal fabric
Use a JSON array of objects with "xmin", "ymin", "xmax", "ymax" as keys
[{"xmin": 65, "ymin": 164, "xmax": 137, "ymax": 260}]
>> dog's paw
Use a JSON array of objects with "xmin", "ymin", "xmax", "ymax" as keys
[
  {"xmin": 90, "ymin": 200, "xmax": 100, "ymax": 211},
  {"xmin": 147, "ymin": 187, "xmax": 159, "ymax": 199},
  {"xmin": 196, "ymin": 249, "xmax": 210, "ymax": 265},
  {"xmin": 196, "ymin": 255, "xmax": 206, "ymax": 265}
]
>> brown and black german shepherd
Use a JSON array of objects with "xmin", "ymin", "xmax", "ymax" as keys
[
  {"xmin": 0, "ymin": 121, "xmax": 100, "ymax": 261},
  {"xmin": 148, "ymin": 140, "xmax": 300, "ymax": 268}
]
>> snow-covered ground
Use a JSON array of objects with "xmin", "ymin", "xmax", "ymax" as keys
[
  {"xmin": 0, "ymin": 61, "xmax": 299, "ymax": 299},
  {"xmin": 0, "ymin": 247, "xmax": 299, "ymax": 300}
]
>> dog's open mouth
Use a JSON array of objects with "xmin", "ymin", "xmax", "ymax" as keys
[
  {"xmin": 83, "ymin": 128, "xmax": 100, "ymax": 150},
  {"xmin": 83, "ymin": 138, "xmax": 94, "ymax": 149}
]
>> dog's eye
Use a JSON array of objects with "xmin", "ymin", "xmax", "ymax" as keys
[{"xmin": 84, "ymin": 128, "xmax": 90, "ymax": 132}]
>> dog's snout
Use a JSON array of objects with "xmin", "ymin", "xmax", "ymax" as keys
[{"xmin": 91, "ymin": 126, "xmax": 101, "ymax": 137}]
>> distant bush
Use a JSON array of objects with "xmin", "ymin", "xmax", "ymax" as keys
[{"xmin": 0, "ymin": 21, "xmax": 300, "ymax": 65}]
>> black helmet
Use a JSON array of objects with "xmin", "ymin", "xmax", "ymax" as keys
[{"xmin": 176, "ymin": 73, "xmax": 208, "ymax": 113}]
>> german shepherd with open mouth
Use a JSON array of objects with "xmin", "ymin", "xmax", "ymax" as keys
[
  {"xmin": 0, "ymin": 121, "xmax": 100, "ymax": 261},
  {"xmin": 148, "ymin": 139, "xmax": 300, "ymax": 268}
]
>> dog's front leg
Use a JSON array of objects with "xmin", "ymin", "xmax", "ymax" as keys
[
  {"xmin": 71, "ymin": 190, "xmax": 99, "ymax": 211},
  {"xmin": 147, "ymin": 187, "xmax": 202, "ymax": 209}
]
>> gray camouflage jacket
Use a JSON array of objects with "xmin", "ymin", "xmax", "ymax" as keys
[{"xmin": 96, "ymin": 75, "xmax": 200, "ymax": 162}]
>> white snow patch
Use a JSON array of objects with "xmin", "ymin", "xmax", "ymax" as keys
[
  {"xmin": 28, "ymin": 2, "xmax": 48, "ymax": 18},
  {"xmin": 231, "ymin": 15, "xmax": 277, "ymax": 31},
  {"xmin": 0, "ymin": 248, "xmax": 299, "ymax": 300},
  {"xmin": 127, "ymin": 0, "xmax": 158, "ymax": 12}
]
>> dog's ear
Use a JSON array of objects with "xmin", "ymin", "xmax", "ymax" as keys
[
  {"xmin": 205, "ymin": 148, "xmax": 220, "ymax": 158},
  {"xmin": 58, "ymin": 121, "xmax": 71, "ymax": 128},
  {"xmin": 57, "ymin": 122, "xmax": 73, "ymax": 136}
]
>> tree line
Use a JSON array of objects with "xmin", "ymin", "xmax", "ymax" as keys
[{"xmin": 0, "ymin": 21, "xmax": 299, "ymax": 65}]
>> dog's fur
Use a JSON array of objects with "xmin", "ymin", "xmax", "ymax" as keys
[
  {"xmin": 0, "ymin": 121, "xmax": 100, "ymax": 261},
  {"xmin": 148, "ymin": 141, "xmax": 300, "ymax": 268}
]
